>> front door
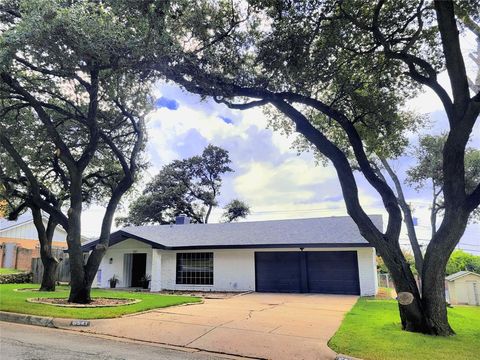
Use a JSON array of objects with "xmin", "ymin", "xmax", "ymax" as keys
[{"xmin": 131, "ymin": 253, "xmax": 146, "ymax": 287}]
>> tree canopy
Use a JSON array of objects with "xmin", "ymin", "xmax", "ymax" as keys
[
  {"xmin": 141, "ymin": 0, "xmax": 480, "ymax": 335},
  {"xmin": 1, "ymin": 0, "xmax": 478, "ymax": 334},
  {"xmin": 117, "ymin": 145, "xmax": 249, "ymax": 225},
  {"xmin": 0, "ymin": 0, "xmax": 158, "ymax": 302},
  {"xmin": 446, "ymin": 250, "xmax": 480, "ymax": 275},
  {"xmin": 407, "ymin": 134, "xmax": 480, "ymax": 236}
]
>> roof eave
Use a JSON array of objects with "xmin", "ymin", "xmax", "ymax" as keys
[{"xmin": 168, "ymin": 243, "xmax": 373, "ymax": 250}]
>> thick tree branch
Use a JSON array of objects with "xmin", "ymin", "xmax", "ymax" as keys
[
  {"xmin": 380, "ymin": 157, "xmax": 424, "ymax": 275},
  {"xmin": 0, "ymin": 131, "xmax": 68, "ymax": 229},
  {"xmin": 0, "ymin": 72, "xmax": 77, "ymax": 171},
  {"xmin": 434, "ymin": 0, "xmax": 470, "ymax": 114},
  {"xmin": 466, "ymin": 182, "xmax": 480, "ymax": 212},
  {"xmin": 271, "ymin": 99, "xmax": 387, "ymax": 242}
]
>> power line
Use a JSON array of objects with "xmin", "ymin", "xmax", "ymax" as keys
[{"xmin": 251, "ymin": 208, "xmax": 348, "ymax": 214}]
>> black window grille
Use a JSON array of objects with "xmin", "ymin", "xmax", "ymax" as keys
[{"xmin": 176, "ymin": 252, "xmax": 214, "ymax": 285}]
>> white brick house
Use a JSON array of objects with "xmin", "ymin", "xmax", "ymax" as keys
[{"xmin": 81, "ymin": 215, "xmax": 380, "ymax": 296}]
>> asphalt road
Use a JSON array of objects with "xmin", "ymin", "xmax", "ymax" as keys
[{"xmin": 0, "ymin": 322, "xmax": 225, "ymax": 360}]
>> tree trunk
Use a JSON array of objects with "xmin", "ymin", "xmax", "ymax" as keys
[
  {"xmin": 380, "ymin": 158, "xmax": 424, "ymax": 275},
  {"xmin": 67, "ymin": 178, "xmax": 91, "ymax": 303},
  {"xmin": 422, "ymin": 269, "xmax": 454, "ymax": 336},
  {"xmin": 204, "ymin": 204, "xmax": 213, "ymax": 224},
  {"xmin": 378, "ymin": 246, "xmax": 430, "ymax": 333},
  {"xmin": 420, "ymin": 213, "xmax": 469, "ymax": 336},
  {"xmin": 31, "ymin": 206, "xmax": 59, "ymax": 291},
  {"xmin": 69, "ymin": 282, "xmax": 92, "ymax": 303},
  {"xmin": 40, "ymin": 255, "xmax": 59, "ymax": 291}
]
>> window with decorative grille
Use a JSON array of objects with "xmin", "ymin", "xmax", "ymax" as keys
[{"xmin": 176, "ymin": 252, "xmax": 214, "ymax": 285}]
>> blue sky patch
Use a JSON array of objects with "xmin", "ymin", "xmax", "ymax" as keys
[
  {"xmin": 219, "ymin": 115, "xmax": 234, "ymax": 124},
  {"xmin": 155, "ymin": 96, "xmax": 179, "ymax": 110}
]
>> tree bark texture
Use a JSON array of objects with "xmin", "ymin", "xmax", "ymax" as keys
[
  {"xmin": 380, "ymin": 158, "xmax": 424, "ymax": 276},
  {"xmin": 31, "ymin": 207, "xmax": 59, "ymax": 291}
]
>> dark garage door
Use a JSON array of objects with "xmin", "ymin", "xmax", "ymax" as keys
[
  {"xmin": 255, "ymin": 251, "xmax": 360, "ymax": 295},
  {"xmin": 254, "ymin": 252, "xmax": 303, "ymax": 293}
]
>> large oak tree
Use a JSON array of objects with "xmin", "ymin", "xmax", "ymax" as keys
[
  {"xmin": 142, "ymin": 0, "xmax": 480, "ymax": 335},
  {"xmin": 0, "ymin": 0, "xmax": 159, "ymax": 302},
  {"xmin": 117, "ymin": 144, "xmax": 249, "ymax": 225}
]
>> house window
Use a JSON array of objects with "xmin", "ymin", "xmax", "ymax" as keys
[{"xmin": 176, "ymin": 252, "xmax": 214, "ymax": 285}]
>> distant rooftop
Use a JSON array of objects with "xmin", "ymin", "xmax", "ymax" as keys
[
  {"xmin": 446, "ymin": 271, "xmax": 480, "ymax": 281},
  {"xmin": 0, "ymin": 211, "xmax": 36, "ymax": 231}
]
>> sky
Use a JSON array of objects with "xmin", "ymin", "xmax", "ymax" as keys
[{"xmin": 80, "ymin": 39, "xmax": 480, "ymax": 255}]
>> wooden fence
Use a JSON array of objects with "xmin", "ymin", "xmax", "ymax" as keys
[{"xmin": 31, "ymin": 248, "xmax": 71, "ymax": 284}]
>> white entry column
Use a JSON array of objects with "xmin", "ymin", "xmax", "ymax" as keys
[{"xmin": 150, "ymin": 249, "xmax": 162, "ymax": 291}]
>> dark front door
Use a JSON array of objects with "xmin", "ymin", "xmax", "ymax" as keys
[
  {"xmin": 131, "ymin": 253, "xmax": 146, "ymax": 287},
  {"xmin": 255, "ymin": 251, "xmax": 360, "ymax": 295}
]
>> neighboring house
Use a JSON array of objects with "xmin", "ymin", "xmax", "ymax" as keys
[
  {"xmin": 0, "ymin": 211, "xmax": 68, "ymax": 250},
  {"xmin": 82, "ymin": 215, "xmax": 380, "ymax": 296},
  {"xmin": 446, "ymin": 271, "xmax": 480, "ymax": 306},
  {"xmin": 0, "ymin": 211, "xmax": 71, "ymax": 270}
]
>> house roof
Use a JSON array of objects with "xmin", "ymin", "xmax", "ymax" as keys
[
  {"xmin": 0, "ymin": 210, "xmax": 89, "ymax": 241},
  {"xmin": 80, "ymin": 215, "xmax": 381, "ymax": 251},
  {"xmin": 446, "ymin": 271, "xmax": 480, "ymax": 281},
  {"xmin": 0, "ymin": 211, "xmax": 42, "ymax": 232}
]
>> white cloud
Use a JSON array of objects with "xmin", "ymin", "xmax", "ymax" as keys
[{"xmin": 234, "ymin": 158, "xmax": 336, "ymax": 206}]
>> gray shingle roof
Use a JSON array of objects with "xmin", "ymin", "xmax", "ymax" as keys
[{"xmin": 82, "ymin": 215, "xmax": 381, "ymax": 251}]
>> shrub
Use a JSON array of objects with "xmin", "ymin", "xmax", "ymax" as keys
[{"xmin": 0, "ymin": 272, "xmax": 33, "ymax": 284}]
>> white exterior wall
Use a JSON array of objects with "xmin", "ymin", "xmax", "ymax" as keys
[
  {"xmin": 355, "ymin": 247, "xmax": 378, "ymax": 296},
  {"xmin": 94, "ymin": 239, "xmax": 152, "ymax": 288},
  {"xmin": 150, "ymin": 249, "xmax": 163, "ymax": 291},
  {"xmin": 160, "ymin": 249, "xmax": 256, "ymax": 292},
  {"xmin": 96, "ymin": 241, "xmax": 378, "ymax": 296},
  {"xmin": 0, "ymin": 221, "xmax": 67, "ymax": 242},
  {"xmin": 159, "ymin": 247, "xmax": 377, "ymax": 296}
]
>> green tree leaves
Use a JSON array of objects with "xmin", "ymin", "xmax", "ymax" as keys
[{"xmin": 117, "ymin": 145, "xmax": 249, "ymax": 226}]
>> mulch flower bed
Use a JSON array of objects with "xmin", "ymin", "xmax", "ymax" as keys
[{"xmin": 27, "ymin": 297, "xmax": 141, "ymax": 307}]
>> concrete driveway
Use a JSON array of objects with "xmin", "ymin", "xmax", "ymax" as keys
[{"xmin": 79, "ymin": 293, "xmax": 358, "ymax": 360}]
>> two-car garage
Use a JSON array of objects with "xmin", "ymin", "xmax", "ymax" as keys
[{"xmin": 255, "ymin": 251, "xmax": 360, "ymax": 295}]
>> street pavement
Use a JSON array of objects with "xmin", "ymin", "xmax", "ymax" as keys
[{"xmin": 0, "ymin": 322, "xmax": 226, "ymax": 360}]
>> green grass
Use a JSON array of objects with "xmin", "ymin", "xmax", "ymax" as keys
[
  {"xmin": 0, "ymin": 268, "xmax": 23, "ymax": 275},
  {"xmin": 0, "ymin": 283, "xmax": 201, "ymax": 319},
  {"xmin": 329, "ymin": 298, "xmax": 480, "ymax": 360}
]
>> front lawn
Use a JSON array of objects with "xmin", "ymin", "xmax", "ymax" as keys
[
  {"xmin": 0, "ymin": 268, "xmax": 23, "ymax": 275},
  {"xmin": 329, "ymin": 298, "xmax": 480, "ymax": 360},
  {"xmin": 0, "ymin": 283, "xmax": 201, "ymax": 319}
]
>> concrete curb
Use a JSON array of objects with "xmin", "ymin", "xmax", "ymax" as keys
[
  {"xmin": 335, "ymin": 354, "xmax": 363, "ymax": 360},
  {"xmin": 0, "ymin": 311, "xmax": 56, "ymax": 328},
  {"xmin": 0, "ymin": 311, "xmax": 87, "ymax": 328}
]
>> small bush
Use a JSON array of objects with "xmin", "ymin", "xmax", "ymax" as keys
[{"xmin": 0, "ymin": 272, "xmax": 32, "ymax": 284}]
